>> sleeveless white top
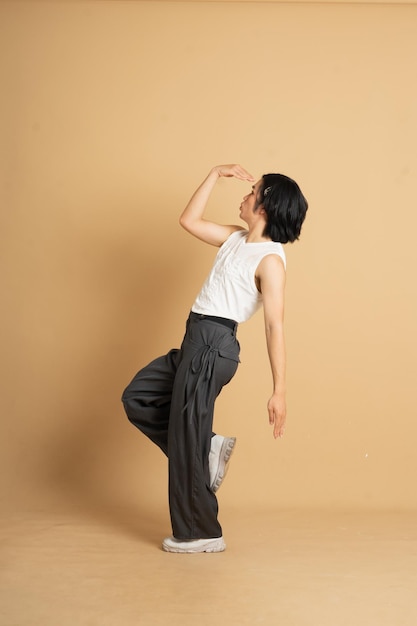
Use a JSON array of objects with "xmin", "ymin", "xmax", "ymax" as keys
[{"xmin": 191, "ymin": 230, "xmax": 286, "ymax": 323}]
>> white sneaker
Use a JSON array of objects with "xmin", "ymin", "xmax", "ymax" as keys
[
  {"xmin": 209, "ymin": 435, "xmax": 236, "ymax": 493},
  {"xmin": 162, "ymin": 536, "xmax": 226, "ymax": 553}
]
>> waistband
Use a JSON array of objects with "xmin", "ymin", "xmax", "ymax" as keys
[{"xmin": 189, "ymin": 311, "xmax": 238, "ymax": 333}]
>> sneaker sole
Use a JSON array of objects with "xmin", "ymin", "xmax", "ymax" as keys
[
  {"xmin": 162, "ymin": 537, "xmax": 226, "ymax": 553},
  {"xmin": 211, "ymin": 437, "xmax": 236, "ymax": 493}
]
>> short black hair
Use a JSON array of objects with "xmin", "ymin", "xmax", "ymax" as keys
[{"xmin": 258, "ymin": 173, "xmax": 308, "ymax": 243}]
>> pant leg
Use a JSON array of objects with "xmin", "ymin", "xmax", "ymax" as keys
[
  {"xmin": 168, "ymin": 317, "xmax": 240, "ymax": 540},
  {"xmin": 121, "ymin": 348, "xmax": 181, "ymax": 456}
]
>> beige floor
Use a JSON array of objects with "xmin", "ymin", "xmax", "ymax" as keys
[{"xmin": 1, "ymin": 506, "xmax": 416, "ymax": 626}]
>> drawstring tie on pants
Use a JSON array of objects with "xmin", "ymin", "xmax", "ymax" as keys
[{"xmin": 183, "ymin": 343, "xmax": 239, "ymax": 423}]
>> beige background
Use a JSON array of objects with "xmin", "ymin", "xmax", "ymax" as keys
[{"xmin": 1, "ymin": 0, "xmax": 416, "ymax": 524}]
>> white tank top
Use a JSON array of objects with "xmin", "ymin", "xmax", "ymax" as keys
[{"xmin": 191, "ymin": 230, "xmax": 286, "ymax": 323}]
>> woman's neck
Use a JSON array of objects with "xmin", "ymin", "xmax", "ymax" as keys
[{"xmin": 245, "ymin": 224, "xmax": 271, "ymax": 243}]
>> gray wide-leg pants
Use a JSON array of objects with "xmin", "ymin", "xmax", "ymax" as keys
[{"xmin": 121, "ymin": 312, "xmax": 240, "ymax": 540}]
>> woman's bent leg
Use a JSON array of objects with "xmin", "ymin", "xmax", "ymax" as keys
[{"xmin": 121, "ymin": 349, "xmax": 181, "ymax": 456}]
